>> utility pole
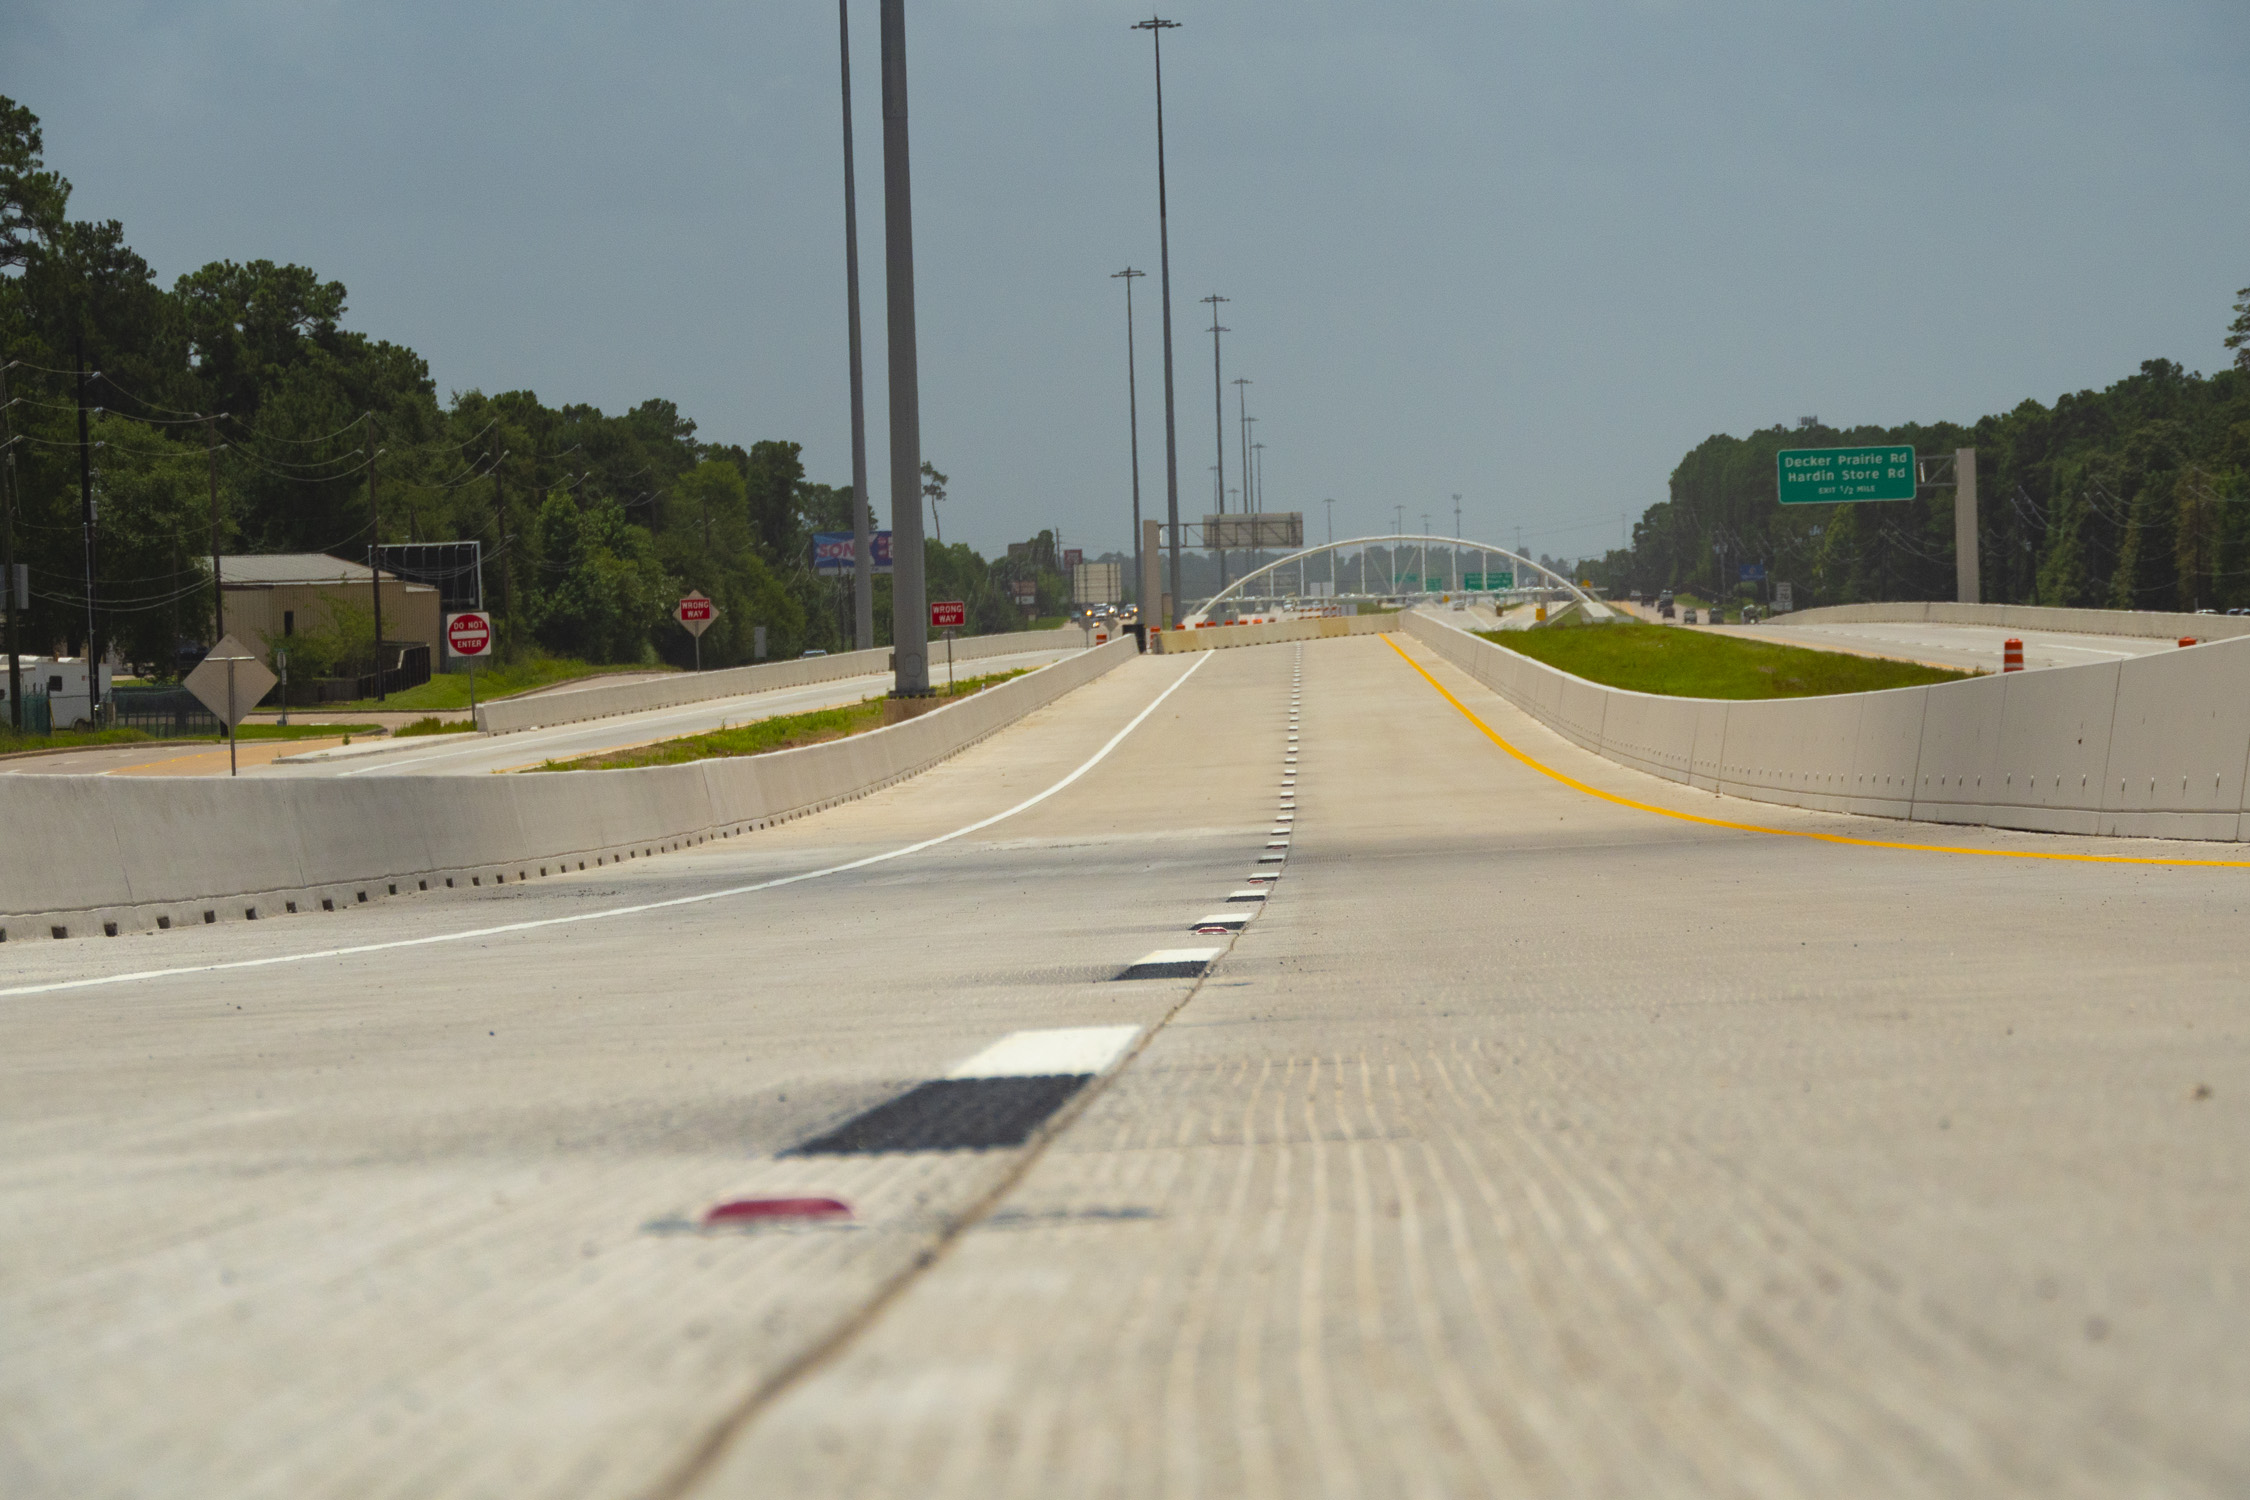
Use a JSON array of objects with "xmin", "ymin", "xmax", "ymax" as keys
[
  {"xmin": 838, "ymin": 0, "xmax": 875, "ymax": 652},
  {"xmin": 367, "ymin": 418, "xmax": 386, "ymax": 701},
  {"xmin": 1112, "ymin": 268, "xmax": 1145, "ymax": 611},
  {"xmin": 0, "ymin": 354, "xmax": 20, "ymax": 729},
  {"xmin": 203, "ymin": 414, "xmax": 226, "ymax": 659},
  {"xmin": 880, "ymin": 0, "xmax": 930, "ymax": 694},
  {"xmin": 491, "ymin": 433, "xmax": 513, "ymax": 659},
  {"xmin": 76, "ymin": 343, "xmax": 101, "ymax": 721},
  {"xmin": 1132, "ymin": 16, "xmax": 1183, "ymax": 628},
  {"xmin": 1201, "ymin": 294, "xmax": 1229, "ymax": 599}
]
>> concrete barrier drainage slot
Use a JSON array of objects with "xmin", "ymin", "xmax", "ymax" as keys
[
  {"xmin": 103, "ymin": 922, "xmax": 119, "ymax": 937},
  {"xmin": 1193, "ymin": 913, "xmax": 1248, "ymax": 933},
  {"xmin": 1118, "ymin": 946, "xmax": 1224, "ymax": 980},
  {"xmin": 321, "ymin": 899, "xmax": 334, "ymax": 912},
  {"xmin": 51, "ymin": 926, "xmax": 66, "ymax": 940},
  {"xmin": 156, "ymin": 916, "xmax": 170, "ymax": 930},
  {"xmin": 203, "ymin": 911, "xmax": 215, "ymax": 924},
  {"xmin": 786, "ymin": 1076, "xmax": 1091, "ymax": 1155},
  {"xmin": 1226, "ymin": 889, "xmax": 1267, "ymax": 903}
]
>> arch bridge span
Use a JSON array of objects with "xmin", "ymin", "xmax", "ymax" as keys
[{"xmin": 1183, "ymin": 535, "xmax": 1608, "ymax": 625}]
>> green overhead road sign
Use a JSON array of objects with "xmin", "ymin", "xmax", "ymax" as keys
[
  {"xmin": 1464, "ymin": 572, "xmax": 1515, "ymax": 590},
  {"xmin": 1777, "ymin": 445, "xmax": 1916, "ymax": 504}
]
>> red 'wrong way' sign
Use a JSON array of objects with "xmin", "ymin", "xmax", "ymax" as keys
[
  {"xmin": 674, "ymin": 592, "xmax": 716, "ymax": 637},
  {"xmin": 930, "ymin": 600, "xmax": 967, "ymax": 629},
  {"xmin": 446, "ymin": 611, "xmax": 493, "ymax": 657}
]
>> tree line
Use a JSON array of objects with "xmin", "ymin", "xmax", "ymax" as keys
[
  {"xmin": 1575, "ymin": 301, "xmax": 2250, "ymax": 613},
  {"xmin": 0, "ymin": 96, "xmax": 1077, "ymax": 680}
]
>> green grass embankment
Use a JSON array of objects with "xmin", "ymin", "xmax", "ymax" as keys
[
  {"xmin": 322, "ymin": 656, "xmax": 668, "ymax": 713},
  {"xmin": 1477, "ymin": 620, "xmax": 1974, "ymax": 699},
  {"xmin": 532, "ymin": 669, "xmax": 1029, "ymax": 772}
]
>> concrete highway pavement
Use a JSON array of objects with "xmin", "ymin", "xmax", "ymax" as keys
[
  {"xmin": 1719, "ymin": 618, "xmax": 2180, "ymax": 674},
  {"xmin": 0, "ymin": 646, "xmax": 1078, "ymax": 780},
  {"xmin": 6, "ymin": 634, "xmax": 2248, "ymax": 1497}
]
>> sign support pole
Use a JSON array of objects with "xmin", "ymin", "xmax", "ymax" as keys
[
  {"xmin": 880, "ymin": 0, "xmax": 930, "ymax": 696},
  {"xmin": 226, "ymin": 661, "xmax": 237, "ymax": 778}
]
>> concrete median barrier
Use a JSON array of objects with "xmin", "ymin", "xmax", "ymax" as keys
[
  {"xmin": 1149, "ymin": 615, "xmax": 1392, "ymax": 654},
  {"xmin": 1, "ymin": 636, "xmax": 1138, "ymax": 943},
  {"xmin": 1404, "ymin": 611, "xmax": 2250, "ymax": 844},
  {"xmin": 473, "ymin": 628, "xmax": 1081, "ymax": 734}
]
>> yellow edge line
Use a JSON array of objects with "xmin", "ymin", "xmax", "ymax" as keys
[{"xmin": 1382, "ymin": 633, "xmax": 2250, "ymax": 870}]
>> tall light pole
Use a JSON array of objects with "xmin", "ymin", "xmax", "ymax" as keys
[
  {"xmin": 1201, "ymin": 294, "xmax": 1229, "ymax": 597},
  {"xmin": 838, "ymin": 0, "xmax": 874, "ymax": 651},
  {"xmin": 1452, "ymin": 492, "xmax": 1462, "ymax": 591},
  {"xmin": 1391, "ymin": 503, "xmax": 1403, "ymax": 592},
  {"xmin": 1111, "ymin": 268, "xmax": 1146, "ymax": 613},
  {"xmin": 1232, "ymin": 376, "xmax": 1252, "ymax": 518},
  {"xmin": 1420, "ymin": 511, "xmax": 1430, "ymax": 598},
  {"xmin": 880, "ymin": 0, "xmax": 929, "ymax": 694},
  {"xmin": 1132, "ymin": 17, "xmax": 1183, "ymax": 626},
  {"xmin": 1323, "ymin": 497, "xmax": 1335, "ymax": 598}
]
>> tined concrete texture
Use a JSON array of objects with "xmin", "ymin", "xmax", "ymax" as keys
[{"xmin": 6, "ymin": 632, "xmax": 2250, "ymax": 1499}]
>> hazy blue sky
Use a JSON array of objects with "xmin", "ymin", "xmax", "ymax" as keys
[{"xmin": 6, "ymin": 2, "xmax": 2246, "ymax": 559}]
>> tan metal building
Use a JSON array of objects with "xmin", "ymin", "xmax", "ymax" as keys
[{"xmin": 218, "ymin": 554, "xmax": 441, "ymax": 662}]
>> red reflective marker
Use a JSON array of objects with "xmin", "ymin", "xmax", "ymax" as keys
[{"xmin": 703, "ymin": 1197, "xmax": 852, "ymax": 1224}]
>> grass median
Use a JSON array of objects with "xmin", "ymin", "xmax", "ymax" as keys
[
  {"xmin": 529, "ymin": 669, "xmax": 1030, "ymax": 772},
  {"xmin": 1476, "ymin": 620, "xmax": 1974, "ymax": 698}
]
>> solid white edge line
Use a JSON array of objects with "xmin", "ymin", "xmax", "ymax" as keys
[{"xmin": 1, "ymin": 653, "xmax": 1214, "ymax": 998}]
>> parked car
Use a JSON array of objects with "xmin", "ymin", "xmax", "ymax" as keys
[{"xmin": 1682, "ymin": 607, "xmax": 1698, "ymax": 625}]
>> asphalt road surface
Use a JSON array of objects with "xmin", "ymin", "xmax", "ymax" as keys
[
  {"xmin": 0, "ymin": 647, "xmax": 1078, "ymax": 780},
  {"xmin": 5, "ymin": 633, "xmax": 2246, "ymax": 1498}
]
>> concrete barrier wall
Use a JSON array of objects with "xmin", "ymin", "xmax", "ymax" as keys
[
  {"xmin": 2, "ymin": 636, "xmax": 1138, "ymax": 943},
  {"xmin": 1403, "ymin": 611, "xmax": 2250, "ymax": 844},
  {"xmin": 1782, "ymin": 600, "xmax": 2250, "ymax": 642},
  {"xmin": 1149, "ymin": 614, "xmax": 1394, "ymax": 654},
  {"xmin": 474, "ymin": 627, "xmax": 1081, "ymax": 734}
]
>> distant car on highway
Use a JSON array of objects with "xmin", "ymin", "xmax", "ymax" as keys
[
  {"xmin": 1682, "ymin": 607, "xmax": 1698, "ymax": 625},
  {"xmin": 800, "ymin": 649, "xmax": 827, "ymax": 658},
  {"xmin": 1450, "ymin": 599, "xmax": 1466, "ymax": 611}
]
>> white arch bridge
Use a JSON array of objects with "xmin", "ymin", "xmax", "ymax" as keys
[{"xmin": 1180, "ymin": 535, "xmax": 1609, "ymax": 625}]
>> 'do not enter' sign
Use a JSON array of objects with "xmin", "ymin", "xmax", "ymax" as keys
[{"xmin": 446, "ymin": 611, "xmax": 493, "ymax": 658}]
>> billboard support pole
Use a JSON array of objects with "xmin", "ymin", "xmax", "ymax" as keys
[{"xmin": 880, "ymin": 0, "xmax": 930, "ymax": 695}]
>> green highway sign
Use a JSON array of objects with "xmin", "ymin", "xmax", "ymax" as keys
[
  {"xmin": 1776, "ymin": 445, "xmax": 1916, "ymax": 504},
  {"xmin": 1464, "ymin": 572, "xmax": 1514, "ymax": 590}
]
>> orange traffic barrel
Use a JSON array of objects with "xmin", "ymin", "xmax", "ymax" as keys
[{"xmin": 2003, "ymin": 638, "xmax": 2024, "ymax": 672}]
